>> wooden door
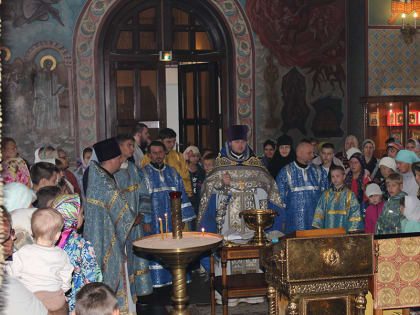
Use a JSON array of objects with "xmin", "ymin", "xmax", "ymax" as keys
[
  {"xmin": 110, "ymin": 61, "xmax": 166, "ymax": 139},
  {"xmin": 178, "ymin": 62, "xmax": 220, "ymax": 152}
]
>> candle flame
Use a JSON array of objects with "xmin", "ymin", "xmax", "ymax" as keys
[
  {"xmin": 159, "ymin": 217, "xmax": 162, "ymax": 221},
  {"xmin": 414, "ymin": 12, "xmax": 418, "ymax": 18},
  {"xmin": 402, "ymin": 13, "xmax": 406, "ymax": 19}
]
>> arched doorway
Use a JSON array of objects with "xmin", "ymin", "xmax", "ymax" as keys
[
  {"xmin": 98, "ymin": 0, "xmax": 233, "ymax": 152},
  {"xmin": 73, "ymin": 0, "xmax": 255, "ymax": 152}
]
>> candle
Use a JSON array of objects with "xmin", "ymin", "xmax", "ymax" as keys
[
  {"xmin": 164, "ymin": 213, "xmax": 168, "ymax": 238},
  {"xmin": 402, "ymin": 13, "xmax": 406, "ymax": 29},
  {"xmin": 414, "ymin": 12, "xmax": 418, "ymax": 29},
  {"xmin": 159, "ymin": 217, "xmax": 163, "ymax": 239},
  {"xmin": 201, "ymin": 227, "xmax": 205, "ymax": 237}
]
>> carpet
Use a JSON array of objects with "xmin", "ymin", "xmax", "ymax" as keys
[{"xmin": 188, "ymin": 301, "xmax": 268, "ymax": 315}]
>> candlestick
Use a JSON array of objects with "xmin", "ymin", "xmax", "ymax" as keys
[
  {"xmin": 159, "ymin": 217, "xmax": 163, "ymax": 239},
  {"xmin": 164, "ymin": 213, "xmax": 168, "ymax": 238},
  {"xmin": 414, "ymin": 12, "xmax": 418, "ymax": 29},
  {"xmin": 402, "ymin": 13, "xmax": 406, "ymax": 29},
  {"xmin": 201, "ymin": 227, "xmax": 205, "ymax": 237}
]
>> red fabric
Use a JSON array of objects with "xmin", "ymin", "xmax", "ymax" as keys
[
  {"xmin": 64, "ymin": 169, "xmax": 81, "ymax": 195},
  {"xmin": 364, "ymin": 200, "xmax": 385, "ymax": 233},
  {"xmin": 351, "ymin": 176, "xmax": 370, "ymax": 203}
]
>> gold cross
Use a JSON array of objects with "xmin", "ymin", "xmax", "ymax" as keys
[{"xmin": 239, "ymin": 181, "xmax": 245, "ymax": 190}]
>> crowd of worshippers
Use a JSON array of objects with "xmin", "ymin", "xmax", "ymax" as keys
[{"xmin": 2, "ymin": 122, "xmax": 420, "ymax": 314}]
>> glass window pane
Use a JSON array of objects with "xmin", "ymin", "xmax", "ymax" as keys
[
  {"xmin": 139, "ymin": 70, "xmax": 158, "ymax": 121},
  {"xmin": 186, "ymin": 125, "xmax": 196, "ymax": 146},
  {"xmin": 139, "ymin": 32, "xmax": 157, "ymax": 50},
  {"xmin": 201, "ymin": 125, "xmax": 218, "ymax": 152},
  {"xmin": 186, "ymin": 72, "xmax": 195, "ymax": 119},
  {"xmin": 173, "ymin": 32, "xmax": 189, "ymax": 50},
  {"xmin": 139, "ymin": 8, "xmax": 155, "ymax": 24},
  {"xmin": 117, "ymin": 31, "xmax": 133, "ymax": 50},
  {"xmin": 172, "ymin": 8, "xmax": 189, "ymax": 25},
  {"xmin": 200, "ymin": 71, "xmax": 209, "ymax": 119},
  {"xmin": 195, "ymin": 32, "xmax": 211, "ymax": 50},
  {"xmin": 116, "ymin": 70, "xmax": 134, "ymax": 120}
]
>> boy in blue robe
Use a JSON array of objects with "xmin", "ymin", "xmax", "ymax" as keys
[
  {"xmin": 138, "ymin": 141, "xmax": 195, "ymax": 287},
  {"xmin": 312, "ymin": 165, "xmax": 363, "ymax": 233}
]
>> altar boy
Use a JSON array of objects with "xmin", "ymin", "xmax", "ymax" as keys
[{"xmin": 312, "ymin": 165, "xmax": 363, "ymax": 233}]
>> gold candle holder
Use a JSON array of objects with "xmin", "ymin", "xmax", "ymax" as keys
[{"xmin": 169, "ymin": 191, "xmax": 183, "ymax": 239}]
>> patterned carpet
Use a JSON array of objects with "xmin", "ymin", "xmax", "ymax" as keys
[{"xmin": 185, "ymin": 302, "xmax": 268, "ymax": 315}]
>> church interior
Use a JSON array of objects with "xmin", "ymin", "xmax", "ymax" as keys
[{"xmin": 1, "ymin": 0, "xmax": 420, "ymax": 314}]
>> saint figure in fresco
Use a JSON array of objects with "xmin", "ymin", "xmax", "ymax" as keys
[{"xmin": 33, "ymin": 55, "xmax": 64, "ymax": 130}]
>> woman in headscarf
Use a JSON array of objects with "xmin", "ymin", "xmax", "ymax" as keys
[
  {"xmin": 51, "ymin": 193, "xmax": 102, "ymax": 313},
  {"xmin": 268, "ymin": 134, "xmax": 296, "ymax": 178},
  {"xmin": 362, "ymin": 139, "xmax": 378, "ymax": 177},
  {"xmin": 406, "ymin": 138, "xmax": 420, "ymax": 157},
  {"xmin": 3, "ymin": 182, "xmax": 37, "ymax": 251},
  {"xmin": 400, "ymin": 196, "xmax": 420, "ymax": 233},
  {"xmin": 2, "ymin": 137, "xmax": 31, "ymax": 187},
  {"xmin": 335, "ymin": 135, "xmax": 359, "ymax": 169},
  {"xmin": 345, "ymin": 152, "xmax": 371, "ymax": 215}
]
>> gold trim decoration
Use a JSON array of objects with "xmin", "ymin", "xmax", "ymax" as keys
[
  {"xmin": 86, "ymin": 197, "xmax": 106, "ymax": 209},
  {"xmin": 322, "ymin": 248, "xmax": 340, "ymax": 266},
  {"xmin": 40, "ymin": 55, "xmax": 57, "ymax": 70},
  {"xmin": 0, "ymin": 46, "xmax": 11, "ymax": 62},
  {"xmin": 135, "ymin": 269, "xmax": 150, "ymax": 276}
]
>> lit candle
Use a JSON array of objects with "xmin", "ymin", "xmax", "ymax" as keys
[
  {"xmin": 201, "ymin": 227, "xmax": 205, "ymax": 237},
  {"xmin": 414, "ymin": 12, "xmax": 418, "ymax": 29},
  {"xmin": 159, "ymin": 217, "xmax": 163, "ymax": 239},
  {"xmin": 164, "ymin": 213, "xmax": 168, "ymax": 237},
  {"xmin": 402, "ymin": 13, "xmax": 406, "ymax": 29}
]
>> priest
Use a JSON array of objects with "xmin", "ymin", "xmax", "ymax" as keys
[
  {"xmin": 138, "ymin": 140, "xmax": 196, "ymax": 287},
  {"xmin": 197, "ymin": 125, "xmax": 284, "ymax": 304},
  {"xmin": 84, "ymin": 138, "xmax": 152, "ymax": 315}
]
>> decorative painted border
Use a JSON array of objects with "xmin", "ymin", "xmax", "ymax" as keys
[{"xmin": 73, "ymin": 0, "xmax": 255, "ymax": 150}]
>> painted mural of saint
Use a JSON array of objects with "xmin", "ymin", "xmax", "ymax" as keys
[{"xmin": 33, "ymin": 55, "xmax": 64, "ymax": 130}]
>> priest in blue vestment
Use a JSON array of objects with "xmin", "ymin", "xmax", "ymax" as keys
[
  {"xmin": 84, "ymin": 138, "xmax": 152, "ymax": 315},
  {"xmin": 276, "ymin": 140, "xmax": 329, "ymax": 234},
  {"xmin": 138, "ymin": 141, "xmax": 195, "ymax": 288},
  {"xmin": 197, "ymin": 125, "xmax": 284, "ymax": 305}
]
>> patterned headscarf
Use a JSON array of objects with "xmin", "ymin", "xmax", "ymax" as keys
[{"xmin": 51, "ymin": 193, "xmax": 81, "ymax": 230}]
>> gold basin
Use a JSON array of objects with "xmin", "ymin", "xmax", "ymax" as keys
[{"xmin": 239, "ymin": 209, "xmax": 278, "ymax": 246}]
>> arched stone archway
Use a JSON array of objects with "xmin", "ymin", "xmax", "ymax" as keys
[{"xmin": 73, "ymin": 0, "xmax": 255, "ymax": 150}]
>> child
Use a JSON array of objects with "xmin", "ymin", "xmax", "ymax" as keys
[
  {"xmin": 400, "ymin": 196, "xmax": 420, "ymax": 233},
  {"xmin": 312, "ymin": 165, "xmax": 363, "ymax": 233},
  {"xmin": 183, "ymin": 146, "xmax": 205, "ymax": 219},
  {"xmin": 202, "ymin": 153, "xmax": 217, "ymax": 175},
  {"xmin": 364, "ymin": 183, "xmax": 385, "ymax": 233},
  {"xmin": 6, "ymin": 208, "xmax": 74, "ymax": 314},
  {"xmin": 376, "ymin": 157, "xmax": 397, "ymax": 200},
  {"xmin": 375, "ymin": 173, "xmax": 407, "ymax": 234},
  {"xmin": 51, "ymin": 194, "xmax": 102, "ymax": 312},
  {"xmin": 30, "ymin": 162, "xmax": 59, "ymax": 193},
  {"xmin": 37, "ymin": 185, "xmax": 62, "ymax": 208},
  {"xmin": 73, "ymin": 282, "xmax": 119, "ymax": 315}
]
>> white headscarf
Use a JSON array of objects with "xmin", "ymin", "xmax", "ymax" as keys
[
  {"xmin": 34, "ymin": 147, "xmax": 57, "ymax": 164},
  {"xmin": 3, "ymin": 182, "xmax": 36, "ymax": 212},
  {"xmin": 404, "ymin": 196, "xmax": 420, "ymax": 222}
]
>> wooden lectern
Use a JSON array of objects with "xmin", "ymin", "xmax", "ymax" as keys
[{"xmin": 261, "ymin": 228, "xmax": 374, "ymax": 315}]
